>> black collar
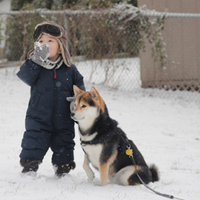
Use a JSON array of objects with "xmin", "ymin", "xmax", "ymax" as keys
[
  {"xmin": 80, "ymin": 140, "xmax": 96, "ymax": 146},
  {"xmin": 80, "ymin": 134, "xmax": 111, "ymax": 146}
]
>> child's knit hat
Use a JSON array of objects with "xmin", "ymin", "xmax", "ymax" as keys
[{"xmin": 28, "ymin": 21, "xmax": 71, "ymax": 67}]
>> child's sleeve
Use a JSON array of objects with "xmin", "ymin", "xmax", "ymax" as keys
[
  {"xmin": 72, "ymin": 64, "xmax": 85, "ymax": 91},
  {"xmin": 17, "ymin": 59, "xmax": 41, "ymax": 86}
]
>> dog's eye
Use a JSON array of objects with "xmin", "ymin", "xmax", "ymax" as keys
[{"xmin": 82, "ymin": 105, "xmax": 87, "ymax": 108}]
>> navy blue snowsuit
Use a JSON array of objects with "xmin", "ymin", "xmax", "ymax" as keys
[{"xmin": 17, "ymin": 59, "xmax": 85, "ymax": 164}]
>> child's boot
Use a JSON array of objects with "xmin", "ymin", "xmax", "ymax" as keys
[
  {"xmin": 20, "ymin": 159, "xmax": 41, "ymax": 173},
  {"xmin": 54, "ymin": 161, "xmax": 76, "ymax": 177}
]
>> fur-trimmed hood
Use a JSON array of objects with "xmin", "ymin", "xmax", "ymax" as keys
[{"xmin": 28, "ymin": 21, "xmax": 71, "ymax": 67}]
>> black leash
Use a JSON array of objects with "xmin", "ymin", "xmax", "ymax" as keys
[{"xmin": 126, "ymin": 146, "xmax": 185, "ymax": 200}]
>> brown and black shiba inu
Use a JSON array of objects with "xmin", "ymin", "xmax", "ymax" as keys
[{"xmin": 71, "ymin": 85, "xmax": 159, "ymax": 186}]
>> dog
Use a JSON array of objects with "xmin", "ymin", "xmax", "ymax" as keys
[{"xmin": 71, "ymin": 85, "xmax": 159, "ymax": 186}]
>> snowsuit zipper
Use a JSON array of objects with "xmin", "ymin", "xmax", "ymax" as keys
[
  {"xmin": 53, "ymin": 68, "xmax": 58, "ymax": 129},
  {"xmin": 54, "ymin": 69, "xmax": 57, "ymax": 79}
]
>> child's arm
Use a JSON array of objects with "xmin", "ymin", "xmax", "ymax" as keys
[
  {"xmin": 66, "ymin": 65, "xmax": 85, "ymax": 113},
  {"xmin": 17, "ymin": 59, "xmax": 41, "ymax": 86},
  {"xmin": 72, "ymin": 64, "xmax": 85, "ymax": 92},
  {"xmin": 17, "ymin": 42, "xmax": 49, "ymax": 86}
]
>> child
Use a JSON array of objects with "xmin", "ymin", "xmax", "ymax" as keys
[{"xmin": 17, "ymin": 21, "xmax": 85, "ymax": 177}]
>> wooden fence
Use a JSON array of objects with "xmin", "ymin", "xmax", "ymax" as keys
[{"xmin": 138, "ymin": 0, "xmax": 200, "ymax": 91}]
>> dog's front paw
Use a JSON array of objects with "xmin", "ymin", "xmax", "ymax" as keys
[{"xmin": 86, "ymin": 170, "xmax": 95, "ymax": 181}]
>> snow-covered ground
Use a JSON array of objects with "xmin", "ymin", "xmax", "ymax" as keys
[{"xmin": 0, "ymin": 62, "xmax": 200, "ymax": 200}]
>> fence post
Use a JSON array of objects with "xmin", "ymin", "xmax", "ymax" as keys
[{"xmin": 64, "ymin": 12, "xmax": 69, "ymax": 51}]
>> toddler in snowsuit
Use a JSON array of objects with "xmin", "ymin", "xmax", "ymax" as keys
[{"xmin": 17, "ymin": 21, "xmax": 85, "ymax": 176}]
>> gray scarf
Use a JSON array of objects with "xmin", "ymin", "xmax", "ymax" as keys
[{"xmin": 42, "ymin": 56, "xmax": 63, "ymax": 70}]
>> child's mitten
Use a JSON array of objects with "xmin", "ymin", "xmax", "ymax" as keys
[
  {"xmin": 66, "ymin": 96, "xmax": 76, "ymax": 112},
  {"xmin": 32, "ymin": 42, "xmax": 50, "ymax": 66}
]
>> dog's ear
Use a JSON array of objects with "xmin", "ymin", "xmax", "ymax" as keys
[
  {"xmin": 90, "ymin": 86, "xmax": 99, "ymax": 100},
  {"xmin": 90, "ymin": 86, "xmax": 105, "ymax": 112},
  {"xmin": 73, "ymin": 85, "xmax": 83, "ymax": 97}
]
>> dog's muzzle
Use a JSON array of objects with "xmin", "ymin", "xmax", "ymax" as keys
[
  {"xmin": 70, "ymin": 112, "xmax": 75, "ymax": 118},
  {"xmin": 70, "ymin": 112, "xmax": 78, "ymax": 121}
]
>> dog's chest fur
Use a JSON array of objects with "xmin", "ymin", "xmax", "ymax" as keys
[
  {"xmin": 80, "ymin": 131, "xmax": 103, "ymax": 169},
  {"xmin": 82, "ymin": 144, "xmax": 102, "ymax": 169}
]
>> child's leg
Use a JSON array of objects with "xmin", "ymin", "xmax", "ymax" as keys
[
  {"xmin": 20, "ymin": 130, "xmax": 51, "ymax": 173},
  {"xmin": 51, "ymin": 130, "xmax": 75, "ymax": 176}
]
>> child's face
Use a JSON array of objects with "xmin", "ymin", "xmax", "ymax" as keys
[{"xmin": 38, "ymin": 34, "xmax": 61, "ymax": 62}]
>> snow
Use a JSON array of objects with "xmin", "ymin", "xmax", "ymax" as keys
[{"xmin": 0, "ymin": 62, "xmax": 200, "ymax": 200}]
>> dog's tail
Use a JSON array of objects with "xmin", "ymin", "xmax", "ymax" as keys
[{"xmin": 149, "ymin": 164, "xmax": 159, "ymax": 182}]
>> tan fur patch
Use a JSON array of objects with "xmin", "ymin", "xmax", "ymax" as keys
[{"xmin": 99, "ymin": 163, "xmax": 109, "ymax": 186}]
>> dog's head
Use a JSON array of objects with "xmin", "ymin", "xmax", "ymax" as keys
[{"xmin": 71, "ymin": 86, "xmax": 105, "ymax": 125}]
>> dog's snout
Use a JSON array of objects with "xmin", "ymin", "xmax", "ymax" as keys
[{"xmin": 70, "ymin": 112, "xmax": 75, "ymax": 117}]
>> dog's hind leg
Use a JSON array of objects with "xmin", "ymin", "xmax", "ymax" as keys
[
  {"xmin": 113, "ymin": 166, "xmax": 135, "ymax": 186},
  {"xmin": 128, "ymin": 166, "xmax": 152, "ymax": 185},
  {"xmin": 113, "ymin": 165, "xmax": 148, "ymax": 186},
  {"xmin": 83, "ymin": 154, "xmax": 95, "ymax": 181}
]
